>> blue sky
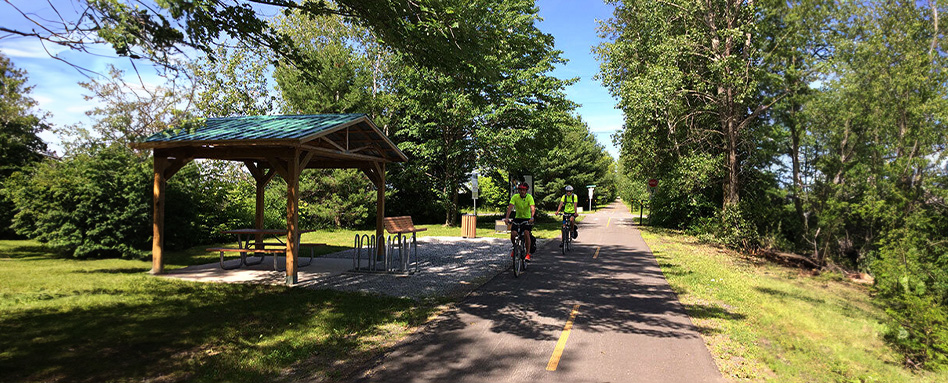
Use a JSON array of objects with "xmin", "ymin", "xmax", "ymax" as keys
[
  {"xmin": 1, "ymin": 0, "xmax": 623, "ymax": 158},
  {"xmin": 536, "ymin": 0, "xmax": 623, "ymax": 159}
]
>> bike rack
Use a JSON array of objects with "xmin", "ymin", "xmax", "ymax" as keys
[{"xmin": 352, "ymin": 233, "xmax": 417, "ymax": 274}]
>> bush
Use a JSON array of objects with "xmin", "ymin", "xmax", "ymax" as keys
[
  {"xmin": 5, "ymin": 144, "xmax": 151, "ymax": 258},
  {"xmin": 873, "ymin": 207, "xmax": 948, "ymax": 370},
  {"xmin": 4, "ymin": 145, "xmax": 255, "ymax": 258}
]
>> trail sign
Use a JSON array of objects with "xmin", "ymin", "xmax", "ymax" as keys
[{"xmin": 648, "ymin": 179, "xmax": 658, "ymax": 188}]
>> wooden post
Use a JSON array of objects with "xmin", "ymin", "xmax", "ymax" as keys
[
  {"xmin": 375, "ymin": 162, "xmax": 385, "ymax": 258},
  {"xmin": 151, "ymin": 156, "xmax": 168, "ymax": 274},
  {"xmin": 245, "ymin": 161, "xmax": 275, "ymax": 249},
  {"xmin": 285, "ymin": 150, "xmax": 300, "ymax": 285}
]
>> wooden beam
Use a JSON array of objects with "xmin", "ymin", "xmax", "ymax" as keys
[
  {"xmin": 267, "ymin": 156, "xmax": 290, "ymax": 180},
  {"xmin": 375, "ymin": 162, "xmax": 386, "ymax": 258},
  {"xmin": 151, "ymin": 156, "xmax": 169, "ymax": 275},
  {"xmin": 299, "ymin": 150, "xmax": 315, "ymax": 170},
  {"xmin": 321, "ymin": 136, "xmax": 346, "ymax": 152},
  {"xmin": 299, "ymin": 145, "xmax": 390, "ymax": 162},
  {"xmin": 244, "ymin": 161, "xmax": 277, "ymax": 185},
  {"xmin": 285, "ymin": 149, "xmax": 301, "ymax": 285},
  {"xmin": 164, "ymin": 157, "xmax": 193, "ymax": 179},
  {"xmin": 305, "ymin": 160, "xmax": 366, "ymax": 169},
  {"xmin": 360, "ymin": 166, "xmax": 380, "ymax": 186},
  {"xmin": 158, "ymin": 146, "xmax": 295, "ymax": 161},
  {"xmin": 244, "ymin": 160, "xmax": 264, "ymax": 179}
]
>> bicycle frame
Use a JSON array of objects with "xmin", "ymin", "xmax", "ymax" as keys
[
  {"xmin": 510, "ymin": 221, "xmax": 529, "ymax": 277},
  {"xmin": 560, "ymin": 213, "xmax": 574, "ymax": 253}
]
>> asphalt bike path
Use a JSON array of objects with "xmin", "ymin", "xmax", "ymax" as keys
[{"xmin": 355, "ymin": 201, "xmax": 723, "ymax": 383}]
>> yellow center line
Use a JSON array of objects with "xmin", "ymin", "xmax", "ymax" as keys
[
  {"xmin": 606, "ymin": 217, "xmax": 611, "ymax": 227},
  {"xmin": 593, "ymin": 246, "xmax": 600, "ymax": 259},
  {"xmin": 546, "ymin": 304, "xmax": 581, "ymax": 371}
]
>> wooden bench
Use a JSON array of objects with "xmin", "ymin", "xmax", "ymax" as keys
[
  {"xmin": 379, "ymin": 216, "xmax": 425, "ymax": 273},
  {"xmin": 207, "ymin": 247, "xmax": 284, "ymax": 270},
  {"xmin": 383, "ymin": 216, "xmax": 428, "ymax": 235},
  {"xmin": 207, "ymin": 244, "xmax": 326, "ymax": 271}
]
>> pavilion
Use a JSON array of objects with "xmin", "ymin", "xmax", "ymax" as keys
[{"xmin": 132, "ymin": 114, "xmax": 408, "ymax": 284}]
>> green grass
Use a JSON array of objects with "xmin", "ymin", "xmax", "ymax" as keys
[
  {"xmin": 0, "ymin": 239, "xmax": 440, "ymax": 383},
  {"xmin": 639, "ymin": 228, "xmax": 948, "ymax": 383}
]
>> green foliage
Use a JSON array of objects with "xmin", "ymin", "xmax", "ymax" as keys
[
  {"xmin": 606, "ymin": 0, "xmax": 948, "ymax": 368},
  {"xmin": 536, "ymin": 119, "xmax": 616, "ymax": 210},
  {"xmin": 4, "ymin": 144, "xmax": 151, "ymax": 258},
  {"xmin": 0, "ymin": 53, "xmax": 48, "ymax": 238},
  {"xmin": 58, "ymin": 65, "xmax": 195, "ymax": 149},
  {"xmin": 299, "ymin": 169, "xmax": 376, "ymax": 229},
  {"xmin": 872, "ymin": 192, "xmax": 948, "ymax": 369},
  {"xmin": 476, "ymin": 171, "xmax": 509, "ymax": 211},
  {"xmin": 4, "ymin": 145, "xmax": 252, "ymax": 258}
]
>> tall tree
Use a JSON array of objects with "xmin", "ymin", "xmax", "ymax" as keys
[
  {"xmin": 1, "ymin": 0, "xmax": 517, "ymax": 83},
  {"xmin": 0, "ymin": 53, "xmax": 49, "ymax": 238},
  {"xmin": 55, "ymin": 65, "xmax": 195, "ymax": 150},
  {"xmin": 387, "ymin": 0, "xmax": 576, "ymax": 225},
  {"xmin": 597, "ymin": 1, "xmax": 817, "ymax": 212}
]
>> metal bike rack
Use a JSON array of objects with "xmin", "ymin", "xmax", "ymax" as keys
[{"xmin": 351, "ymin": 232, "xmax": 418, "ymax": 274}]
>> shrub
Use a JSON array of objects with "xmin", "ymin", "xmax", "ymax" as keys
[
  {"xmin": 5, "ymin": 144, "xmax": 151, "ymax": 258},
  {"xmin": 4, "ymin": 145, "xmax": 255, "ymax": 258}
]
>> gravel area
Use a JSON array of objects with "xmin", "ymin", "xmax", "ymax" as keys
[{"xmin": 296, "ymin": 236, "xmax": 531, "ymax": 300}]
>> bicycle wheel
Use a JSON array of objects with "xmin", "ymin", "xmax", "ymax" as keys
[
  {"xmin": 513, "ymin": 239, "xmax": 523, "ymax": 277},
  {"xmin": 561, "ymin": 227, "xmax": 568, "ymax": 254}
]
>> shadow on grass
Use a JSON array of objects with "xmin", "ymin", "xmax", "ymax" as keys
[
  {"xmin": 73, "ymin": 268, "xmax": 146, "ymax": 274},
  {"xmin": 0, "ymin": 280, "xmax": 437, "ymax": 383},
  {"xmin": 755, "ymin": 286, "xmax": 826, "ymax": 305},
  {"xmin": 685, "ymin": 303, "xmax": 746, "ymax": 321},
  {"xmin": 0, "ymin": 244, "xmax": 60, "ymax": 259}
]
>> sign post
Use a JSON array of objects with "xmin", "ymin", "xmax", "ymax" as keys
[
  {"xmin": 647, "ymin": 179, "xmax": 658, "ymax": 225},
  {"xmin": 647, "ymin": 178, "xmax": 658, "ymax": 199},
  {"xmin": 586, "ymin": 184, "xmax": 596, "ymax": 212},
  {"xmin": 471, "ymin": 173, "xmax": 479, "ymax": 216}
]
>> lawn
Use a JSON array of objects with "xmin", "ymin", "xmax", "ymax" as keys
[
  {"xmin": 639, "ymin": 227, "xmax": 948, "ymax": 383},
  {"xmin": 0, "ymin": 239, "xmax": 441, "ymax": 382},
  {"xmin": 0, "ymin": 212, "xmax": 571, "ymax": 382}
]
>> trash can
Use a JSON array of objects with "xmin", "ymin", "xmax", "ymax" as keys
[{"xmin": 461, "ymin": 214, "xmax": 477, "ymax": 238}]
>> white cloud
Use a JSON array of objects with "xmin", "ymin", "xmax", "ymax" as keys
[{"xmin": 0, "ymin": 39, "xmax": 69, "ymax": 59}]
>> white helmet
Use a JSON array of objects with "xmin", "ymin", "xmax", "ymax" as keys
[{"xmin": 565, "ymin": 185, "xmax": 573, "ymax": 191}]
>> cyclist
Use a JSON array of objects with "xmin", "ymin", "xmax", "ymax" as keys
[
  {"xmin": 503, "ymin": 182, "xmax": 536, "ymax": 260},
  {"xmin": 554, "ymin": 185, "xmax": 579, "ymax": 247}
]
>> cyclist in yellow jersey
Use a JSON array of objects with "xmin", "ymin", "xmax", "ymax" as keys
[
  {"xmin": 554, "ymin": 185, "xmax": 579, "ymax": 246},
  {"xmin": 503, "ymin": 183, "xmax": 536, "ymax": 260}
]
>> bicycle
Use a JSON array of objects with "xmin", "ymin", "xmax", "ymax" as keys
[
  {"xmin": 509, "ymin": 220, "xmax": 529, "ymax": 277},
  {"xmin": 558, "ymin": 212, "xmax": 576, "ymax": 254}
]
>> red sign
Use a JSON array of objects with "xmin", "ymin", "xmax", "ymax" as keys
[{"xmin": 648, "ymin": 179, "xmax": 658, "ymax": 188}]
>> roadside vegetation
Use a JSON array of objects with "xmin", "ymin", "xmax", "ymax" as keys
[
  {"xmin": 640, "ymin": 227, "xmax": 948, "ymax": 382},
  {"xmin": 604, "ymin": 1, "xmax": 948, "ymax": 368}
]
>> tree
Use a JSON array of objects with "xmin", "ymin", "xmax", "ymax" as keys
[
  {"xmin": 388, "ymin": 0, "xmax": 576, "ymax": 225},
  {"xmin": 190, "ymin": 43, "xmax": 281, "ymax": 118},
  {"xmin": 802, "ymin": 1, "xmax": 948, "ymax": 367},
  {"xmin": 536, "ymin": 117, "xmax": 615, "ymax": 210},
  {"xmin": 1, "ymin": 0, "xmax": 519, "ymax": 83},
  {"xmin": 0, "ymin": 53, "xmax": 49, "ymax": 238},
  {"xmin": 55, "ymin": 65, "xmax": 195, "ymax": 150},
  {"xmin": 597, "ymin": 1, "xmax": 814, "ymax": 212}
]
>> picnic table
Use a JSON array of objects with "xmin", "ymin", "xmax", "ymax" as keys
[{"xmin": 208, "ymin": 228, "xmax": 322, "ymax": 271}]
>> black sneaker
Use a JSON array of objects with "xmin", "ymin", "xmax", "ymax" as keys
[{"xmin": 571, "ymin": 230, "xmax": 578, "ymax": 239}]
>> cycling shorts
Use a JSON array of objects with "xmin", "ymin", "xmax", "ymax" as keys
[{"xmin": 511, "ymin": 218, "xmax": 533, "ymax": 234}]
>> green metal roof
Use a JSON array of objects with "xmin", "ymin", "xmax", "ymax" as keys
[{"xmin": 142, "ymin": 113, "xmax": 368, "ymax": 143}]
